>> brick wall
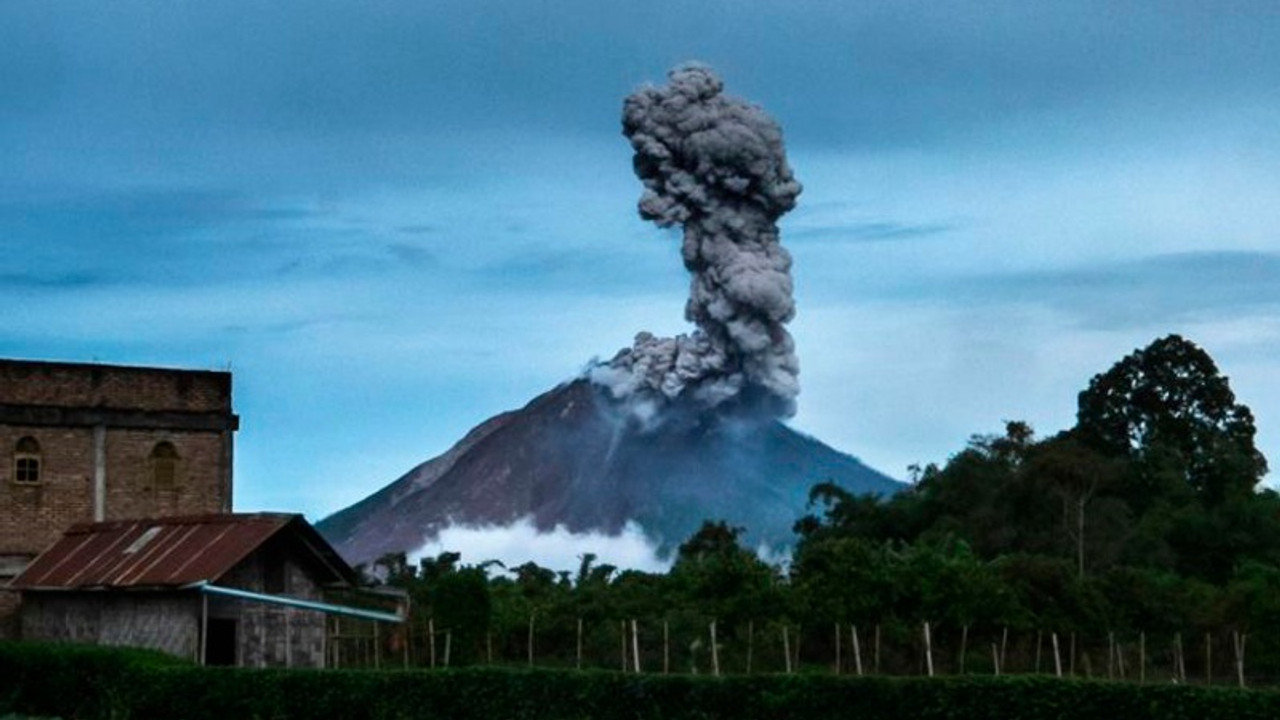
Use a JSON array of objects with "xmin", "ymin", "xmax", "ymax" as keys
[
  {"xmin": 0, "ymin": 425, "xmax": 232, "ymax": 557},
  {"xmin": 0, "ymin": 359, "xmax": 231, "ymax": 412}
]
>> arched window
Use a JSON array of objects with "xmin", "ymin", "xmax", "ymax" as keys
[
  {"xmin": 150, "ymin": 441, "xmax": 180, "ymax": 488},
  {"xmin": 14, "ymin": 437, "xmax": 41, "ymax": 484}
]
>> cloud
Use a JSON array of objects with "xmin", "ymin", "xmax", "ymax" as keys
[
  {"xmin": 409, "ymin": 517, "xmax": 671, "ymax": 576},
  {"xmin": 926, "ymin": 251, "xmax": 1280, "ymax": 329},
  {"xmin": 788, "ymin": 221, "xmax": 956, "ymax": 244},
  {"xmin": 0, "ymin": 272, "xmax": 107, "ymax": 290}
]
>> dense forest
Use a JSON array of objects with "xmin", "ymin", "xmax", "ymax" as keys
[{"xmin": 358, "ymin": 334, "xmax": 1280, "ymax": 682}]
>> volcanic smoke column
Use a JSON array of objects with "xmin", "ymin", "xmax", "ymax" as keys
[{"xmin": 591, "ymin": 64, "xmax": 803, "ymax": 421}]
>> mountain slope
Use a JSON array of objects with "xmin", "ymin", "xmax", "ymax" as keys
[{"xmin": 317, "ymin": 380, "xmax": 902, "ymax": 567}]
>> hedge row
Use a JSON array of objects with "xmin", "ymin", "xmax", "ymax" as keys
[{"xmin": 3, "ymin": 641, "xmax": 1280, "ymax": 720}]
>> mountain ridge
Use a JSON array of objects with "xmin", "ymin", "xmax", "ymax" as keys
[{"xmin": 317, "ymin": 379, "xmax": 902, "ymax": 567}]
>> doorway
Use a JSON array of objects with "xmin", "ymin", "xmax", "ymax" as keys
[{"xmin": 205, "ymin": 618, "xmax": 237, "ymax": 666}]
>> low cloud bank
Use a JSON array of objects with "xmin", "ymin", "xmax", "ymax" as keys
[{"xmin": 410, "ymin": 517, "xmax": 672, "ymax": 576}]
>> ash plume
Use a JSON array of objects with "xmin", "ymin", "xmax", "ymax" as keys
[{"xmin": 590, "ymin": 63, "xmax": 803, "ymax": 421}]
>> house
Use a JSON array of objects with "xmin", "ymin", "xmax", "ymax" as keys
[
  {"xmin": 1, "ymin": 358, "xmax": 238, "ymax": 634},
  {"xmin": 9, "ymin": 513, "xmax": 400, "ymax": 667}
]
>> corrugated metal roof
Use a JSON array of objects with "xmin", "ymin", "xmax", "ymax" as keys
[{"xmin": 10, "ymin": 513, "xmax": 342, "ymax": 590}]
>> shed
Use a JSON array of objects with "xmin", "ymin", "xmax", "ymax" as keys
[{"xmin": 10, "ymin": 513, "xmax": 400, "ymax": 667}]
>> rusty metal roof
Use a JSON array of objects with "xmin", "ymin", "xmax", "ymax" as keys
[{"xmin": 11, "ymin": 513, "xmax": 356, "ymax": 590}]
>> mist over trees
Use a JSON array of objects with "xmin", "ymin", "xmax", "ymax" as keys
[{"xmin": 363, "ymin": 334, "xmax": 1280, "ymax": 678}]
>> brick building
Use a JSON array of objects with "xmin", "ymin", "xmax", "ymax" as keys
[{"xmin": 0, "ymin": 358, "xmax": 238, "ymax": 634}]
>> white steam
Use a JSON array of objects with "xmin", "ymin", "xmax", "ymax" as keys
[
  {"xmin": 410, "ymin": 517, "xmax": 671, "ymax": 575},
  {"xmin": 590, "ymin": 63, "xmax": 802, "ymax": 420}
]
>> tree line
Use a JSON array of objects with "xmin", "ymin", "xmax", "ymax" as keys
[{"xmin": 355, "ymin": 334, "xmax": 1280, "ymax": 683}]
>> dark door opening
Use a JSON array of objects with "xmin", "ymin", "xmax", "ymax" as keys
[{"xmin": 205, "ymin": 618, "xmax": 237, "ymax": 666}]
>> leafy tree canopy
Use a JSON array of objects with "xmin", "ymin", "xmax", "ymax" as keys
[{"xmin": 1075, "ymin": 333, "xmax": 1267, "ymax": 503}]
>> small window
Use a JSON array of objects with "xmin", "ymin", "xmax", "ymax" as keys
[
  {"xmin": 150, "ymin": 441, "xmax": 180, "ymax": 488},
  {"xmin": 14, "ymin": 437, "xmax": 41, "ymax": 484}
]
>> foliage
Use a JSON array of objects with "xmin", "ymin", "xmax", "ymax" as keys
[{"xmin": 5, "ymin": 641, "xmax": 1280, "ymax": 720}]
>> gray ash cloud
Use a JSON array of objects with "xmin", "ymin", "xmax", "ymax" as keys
[{"xmin": 590, "ymin": 64, "xmax": 802, "ymax": 422}]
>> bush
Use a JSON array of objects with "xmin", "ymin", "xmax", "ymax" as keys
[{"xmin": 3, "ymin": 641, "xmax": 1280, "ymax": 720}]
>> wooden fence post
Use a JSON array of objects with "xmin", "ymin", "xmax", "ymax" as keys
[
  {"xmin": 1233, "ymin": 631, "xmax": 1246, "ymax": 688},
  {"xmin": 1051, "ymin": 632, "xmax": 1062, "ymax": 678},
  {"xmin": 923, "ymin": 622, "xmax": 934, "ymax": 677},
  {"xmin": 527, "ymin": 613, "xmax": 535, "ymax": 668},
  {"xmin": 852, "ymin": 625, "xmax": 863, "ymax": 676},
  {"xmin": 710, "ymin": 621, "xmax": 720, "ymax": 677},
  {"xmin": 1205, "ymin": 633, "xmax": 1212, "ymax": 686},
  {"xmin": 429, "ymin": 618, "xmax": 437, "ymax": 668}
]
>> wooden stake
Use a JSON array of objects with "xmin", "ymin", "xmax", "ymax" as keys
[
  {"xmin": 1117, "ymin": 640, "xmax": 1127, "ymax": 680},
  {"xmin": 632, "ymin": 619, "xmax": 642, "ymax": 674},
  {"xmin": 1000, "ymin": 626, "xmax": 1009, "ymax": 672},
  {"xmin": 429, "ymin": 618, "xmax": 437, "ymax": 668},
  {"xmin": 527, "ymin": 613, "xmax": 535, "ymax": 667},
  {"xmin": 783, "ymin": 625, "xmax": 793, "ymax": 674},
  {"xmin": 992, "ymin": 643, "xmax": 1000, "ymax": 676},
  {"xmin": 444, "ymin": 631, "xmax": 452, "ymax": 668},
  {"xmin": 1051, "ymin": 632, "xmax": 1062, "ymax": 678},
  {"xmin": 959, "ymin": 624, "xmax": 969, "ymax": 674},
  {"xmin": 852, "ymin": 625, "xmax": 863, "ymax": 676},
  {"xmin": 924, "ymin": 622, "xmax": 934, "ymax": 677},
  {"xmin": 1176, "ymin": 632, "xmax": 1186, "ymax": 682},
  {"xmin": 576, "ymin": 617, "xmax": 583, "ymax": 670},
  {"xmin": 1205, "ymin": 632, "xmax": 1212, "ymax": 686},
  {"xmin": 1233, "ymin": 631, "xmax": 1246, "ymax": 688},
  {"xmin": 710, "ymin": 621, "xmax": 720, "ymax": 677}
]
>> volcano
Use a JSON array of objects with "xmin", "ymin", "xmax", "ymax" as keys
[
  {"xmin": 316, "ymin": 379, "xmax": 901, "ymax": 567},
  {"xmin": 319, "ymin": 65, "xmax": 899, "ymax": 567}
]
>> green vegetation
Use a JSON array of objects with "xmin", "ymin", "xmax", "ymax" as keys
[
  {"xmin": 4, "ymin": 640, "xmax": 1280, "ymax": 720},
  {"xmin": 8, "ymin": 333, "xmax": 1280, "ymax": 717},
  {"xmin": 351, "ymin": 334, "xmax": 1280, "ymax": 684}
]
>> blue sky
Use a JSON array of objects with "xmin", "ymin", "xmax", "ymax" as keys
[{"xmin": 5, "ymin": 1, "xmax": 1280, "ymax": 528}]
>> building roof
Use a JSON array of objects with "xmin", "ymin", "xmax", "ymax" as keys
[{"xmin": 10, "ymin": 513, "xmax": 357, "ymax": 591}]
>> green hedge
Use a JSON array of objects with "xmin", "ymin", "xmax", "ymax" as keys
[{"xmin": 3, "ymin": 641, "xmax": 1280, "ymax": 720}]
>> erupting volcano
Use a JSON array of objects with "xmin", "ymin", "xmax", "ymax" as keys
[{"xmin": 317, "ymin": 65, "xmax": 901, "ymax": 567}]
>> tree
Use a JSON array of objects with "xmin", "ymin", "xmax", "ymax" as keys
[{"xmin": 1076, "ymin": 334, "xmax": 1267, "ymax": 504}]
